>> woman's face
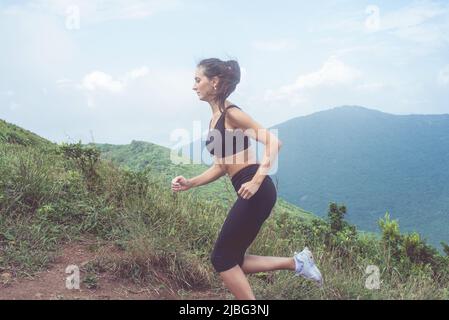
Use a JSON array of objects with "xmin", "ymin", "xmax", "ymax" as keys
[{"xmin": 192, "ymin": 67, "xmax": 217, "ymax": 101}]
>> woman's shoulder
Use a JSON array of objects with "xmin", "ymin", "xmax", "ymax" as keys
[
  {"xmin": 222, "ymin": 104, "xmax": 242, "ymax": 119},
  {"xmin": 224, "ymin": 104, "xmax": 243, "ymax": 114},
  {"xmin": 224, "ymin": 104, "xmax": 253, "ymax": 129}
]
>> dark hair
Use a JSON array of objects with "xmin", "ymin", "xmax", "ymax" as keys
[{"xmin": 197, "ymin": 58, "xmax": 241, "ymax": 113}]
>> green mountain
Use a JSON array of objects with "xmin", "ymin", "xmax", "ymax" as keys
[{"xmin": 272, "ymin": 105, "xmax": 449, "ymax": 248}]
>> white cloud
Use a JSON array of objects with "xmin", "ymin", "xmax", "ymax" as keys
[
  {"xmin": 58, "ymin": 66, "xmax": 195, "ymax": 115},
  {"xmin": 124, "ymin": 66, "xmax": 149, "ymax": 81},
  {"xmin": 82, "ymin": 71, "xmax": 125, "ymax": 93},
  {"xmin": 438, "ymin": 65, "xmax": 449, "ymax": 86},
  {"xmin": 295, "ymin": 56, "xmax": 360, "ymax": 88},
  {"xmin": 265, "ymin": 56, "xmax": 361, "ymax": 102},
  {"xmin": 79, "ymin": 66, "xmax": 150, "ymax": 94},
  {"xmin": 251, "ymin": 39, "xmax": 297, "ymax": 52},
  {"xmin": 75, "ymin": 66, "xmax": 153, "ymax": 108}
]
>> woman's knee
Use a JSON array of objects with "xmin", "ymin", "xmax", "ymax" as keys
[{"xmin": 211, "ymin": 250, "xmax": 242, "ymax": 273}]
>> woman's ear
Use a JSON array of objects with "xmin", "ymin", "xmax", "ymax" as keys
[{"xmin": 212, "ymin": 76, "xmax": 219, "ymax": 88}]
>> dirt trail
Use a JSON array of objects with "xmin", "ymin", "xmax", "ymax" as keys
[{"xmin": 0, "ymin": 241, "xmax": 226, "ymax": 300}]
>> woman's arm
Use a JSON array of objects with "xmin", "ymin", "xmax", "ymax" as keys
[
  {"xmin": 251, "ymin": 129, "xmax": 282, "ymax": 185},
  {"xmin": 188, "ymin": 161, "xmax": 226, "ymax": 188},
  {"xmin": 226, "ymin": 108, "xmax": 282, "ymax": 185}
]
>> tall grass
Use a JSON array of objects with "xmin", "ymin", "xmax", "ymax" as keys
[{"xmin": 1, "ymin": 141, "xmax": 448, "ymax": 299}]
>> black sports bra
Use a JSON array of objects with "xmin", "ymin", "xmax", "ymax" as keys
[{"xmin": 205, "ymin": 105, "xmax": 251, "ymax": 157}]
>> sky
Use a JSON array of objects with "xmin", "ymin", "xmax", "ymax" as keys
[{"xmin": 1, "ymin": 0, "xmax": 448, "ymax": 147}]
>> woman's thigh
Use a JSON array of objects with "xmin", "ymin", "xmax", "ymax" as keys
[{"xmin": 213, "ymin": 181, "xmax": 276, "ymax": 257}]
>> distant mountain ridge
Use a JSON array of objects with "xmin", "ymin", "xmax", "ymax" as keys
[{"xmin": 272, "ymin": 105, "xmax": 449, "ymax": 248}]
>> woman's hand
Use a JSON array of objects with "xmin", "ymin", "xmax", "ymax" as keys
[
  {"xmin": 171, "ymin": 176, "xmax": 192, "ymax": 192},
  {"xmin": 237, "ymin": 180, "xmax": 261, "ymax": 200}
]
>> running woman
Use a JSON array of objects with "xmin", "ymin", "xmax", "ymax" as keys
[{"xmin": 171, "ymin": 58, "xmax": 322, "ymax": 300}]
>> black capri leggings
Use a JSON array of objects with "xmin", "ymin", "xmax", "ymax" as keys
[{"xmin": 211, "ymin": 163, "xmax": 277, "ymax": 273}]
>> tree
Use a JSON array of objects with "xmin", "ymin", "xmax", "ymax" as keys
[{"xmin": 328, "ymin": 202, "xmax": 347, "ymax": 234}]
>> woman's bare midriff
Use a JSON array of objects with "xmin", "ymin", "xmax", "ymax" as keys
[{"xmin": 215, "ymin": 143, "xmax": 259, "ymax": 179}]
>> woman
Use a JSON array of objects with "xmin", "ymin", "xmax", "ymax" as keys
[{"xmin": 171, "ymin": 58, "xmax": 322, "ymax": 300}]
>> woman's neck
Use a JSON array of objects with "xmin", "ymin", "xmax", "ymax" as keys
[{"xmin": 210, "ymin": 100, "xmax": 233, "ymax": 115}]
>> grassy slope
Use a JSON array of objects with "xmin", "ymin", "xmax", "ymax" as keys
[
  {"xmin": 1, "ymin": 119, "xmax": 448, "ymax": 299},
  {"xmin": 0, "ymin": 119, "xmax": 52, "ymax": 147}
]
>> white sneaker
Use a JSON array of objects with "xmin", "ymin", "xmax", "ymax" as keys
[{"xmin": 294, "ymin": 247, "xmax": 323, "ymax": 287}]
